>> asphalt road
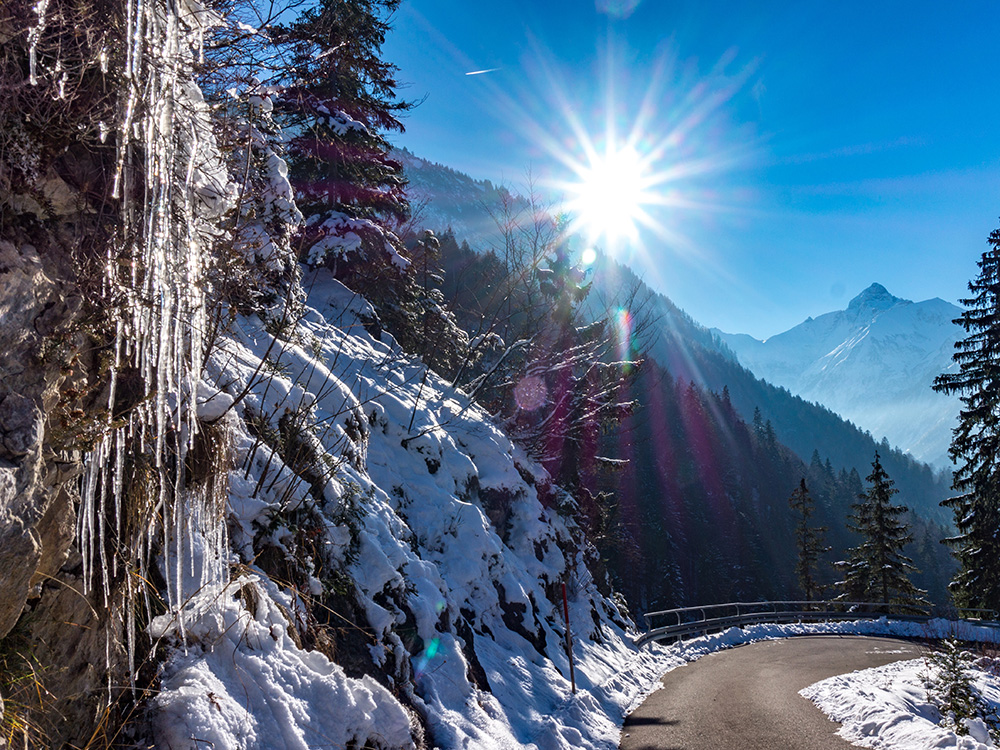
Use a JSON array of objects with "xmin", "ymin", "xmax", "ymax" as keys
[{"xmin": 619, "ymin": 635, "xmax": 925, "ymax": 750}]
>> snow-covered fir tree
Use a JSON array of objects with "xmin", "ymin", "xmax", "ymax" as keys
[
  {"xmin": 273, "ymin": 0, "xmax": 412, "ymax": 301},
  {"xmin": 924, "ymin": 639, "xmax": 1000, "ymax": 740}
]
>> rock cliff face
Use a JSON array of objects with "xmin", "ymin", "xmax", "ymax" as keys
[
  {"xmin": 1, "ymin": 12, "xmax": 143, "ymax": 734},
  {"xmin": 0, "ymin": 238, "xmax": 66, "ymax": 640},
  {"xmin": 0, "ymin": 228, "xmax": 130, "ymax": 746}
]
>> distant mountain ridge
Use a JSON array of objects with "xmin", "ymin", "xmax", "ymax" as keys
[
  {"xmin": 394, "ymin": 147, "xmax": 522, "ymax": 251},
  {"xmin": 714, "ymin": 283, "xmax": 962, "ymax": 469}
]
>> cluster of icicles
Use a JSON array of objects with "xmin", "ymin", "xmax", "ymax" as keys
[{"xmin": 27, "ymin": 0, "xmax": 233, "ymax": 661}]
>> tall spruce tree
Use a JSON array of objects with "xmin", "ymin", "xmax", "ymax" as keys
[
  {"xmin": 273, "ymin": 0, "xmax": 411, "ymax": 299},
  {"xmin": 788, "ymin": 478, "xmax": 829, "ymax": 601},
  {"xmin": 932, "ymin": 224, "xmax": 1000, "ymax": 612},
  {"xmin": 840, "ymin": 452, "xmax": 927, "ymax": 612}
]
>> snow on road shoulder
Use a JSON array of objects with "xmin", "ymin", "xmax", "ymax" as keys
[
  {"xmin": 623, "ymin": 617, "xmax": 1000, "ymax": 750},
  {"xmin": 794, "ymin": 619, "xmax": 1000, "ymax": 750},
  {"xmin": 801, "ymin": 658, "xmax": 1000, "ymax": 749},
  {"xmin": 644, "ymin": 616, "xmax": 1000, "ymax": 665}
]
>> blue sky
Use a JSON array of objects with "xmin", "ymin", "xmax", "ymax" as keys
[{"xmin": 383, "ymin": 1, "xmax": 1000, "ymax": 338}]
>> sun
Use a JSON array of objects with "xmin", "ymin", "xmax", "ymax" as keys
[
  {"xmin": 454, "ymin": 33, "xmax": 755, "ymax": 263},
  {"xmin": 567, "ymin": 144, "xmax": 652, "ymax": 243}
]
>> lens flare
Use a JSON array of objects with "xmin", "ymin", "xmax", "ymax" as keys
[
  {"xmin": 614, "ymin": 307, "xmax": 634, "ymax": 367},
  {"xmin": 414, "ymin": 636, "xmax": 442, "ymax": 677},
  {"xmin": 514, "ymin": 375, "xmax": 547, "ymax": 411}
]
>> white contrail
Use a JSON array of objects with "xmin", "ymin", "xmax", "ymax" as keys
[{"xmin": 465, "ymin": 68, "xmax": 500, "ymax": 76}]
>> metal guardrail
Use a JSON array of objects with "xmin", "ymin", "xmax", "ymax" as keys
[{"xmin": 635, "ymin": 600, "xmax": 1000, "ymax": 647}]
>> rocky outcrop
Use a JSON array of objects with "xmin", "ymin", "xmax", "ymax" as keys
[
  {"xmin": 0, "ymin": 239, "xmax": 78, "ymax": 638},
  {"xmin": 0, "ymin": 230, "xmax": 123, "ymax": 746}
]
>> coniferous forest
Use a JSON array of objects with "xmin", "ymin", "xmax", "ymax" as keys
[{"xmin": 430, "ymin": 222, "xmax": 957, "ymax": 613}]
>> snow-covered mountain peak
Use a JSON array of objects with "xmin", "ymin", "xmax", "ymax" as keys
[
  {"xmin": 716, "ymin": 285, "xmax": 962, "ymax": 469},
  {"xmin": 846, "ymin": 282, "xmax": 907, "ymax": 318}
]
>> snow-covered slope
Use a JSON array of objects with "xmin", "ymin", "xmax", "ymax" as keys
[
  {"xmin": 715, "ymin": 284, "xmax": 962, "ymax": 469},
  {"xmin": 150, "ymin": 269, "xmax": 674, "ymax": 749}
]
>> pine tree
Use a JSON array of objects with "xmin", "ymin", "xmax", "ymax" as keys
[
  {"xmin": 839, "ymin": 452, "xmax": 927, "ymax": 613},
  {"xmin": 788, "ymin": 478, "xmax": 829, "ymax": 601},
  {"xmin": 932, "ymin": 224, "xmax": 1000, "ymax": 612},
  {"xmin": 846, "ymin": 467, "xmax": 864, "ymax": 498},
  {"xmin": 273, "ymin": 0, "xmax": 411, "ymax": 300},
  {"xmin": 924, "ymin": 639, "xmax": 1000, "ymax": 740},
  {"xmin": 763, "ymin": 419, "xmax": 779, "ymax": 458},
  {"xmin": 752, "ymin": 407, "xmax": 765, "ymax": 440},
  {"xmin": 810, "ymin": 449, "xmax": 824, "ymax": 475}
]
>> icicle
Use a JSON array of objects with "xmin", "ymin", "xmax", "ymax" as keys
[
  {"xmin": 54, "ymin": 60, "xmax": 67, "ymax": 100},
  {"xmin": 27, "ymin": 0, "xmax": 50, "ymax": 86},
  {"xmin": 80, "ymin": 0, "xmax": 233, "ymax": 655}
]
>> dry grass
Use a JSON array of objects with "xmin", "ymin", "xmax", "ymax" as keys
[{"xmin": 0, "ymin": 619, "xmax": 55, "ymax": 748}]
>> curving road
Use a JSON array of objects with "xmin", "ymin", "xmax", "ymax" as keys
[{"xmin": 619, "ymin": 635, "xmax": 925, "ymax": 750}]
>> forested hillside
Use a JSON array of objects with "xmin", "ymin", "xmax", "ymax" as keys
[
  {"xmin": 395, "ymin": 148, "xmax": 520, "ymax": 250},
  {"xmin": 429, "ymin": 230, "xmax": 956, "ymax": 613},
  {"xmin": 596, "ymin": 358, "xmax": 955, "ymax": 611},
  {"xmin": 405, "ymin": 161, "xmax": 951, "ymax": 527}
]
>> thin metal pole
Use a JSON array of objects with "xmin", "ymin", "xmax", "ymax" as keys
[{"xmin": 562, "ymin": 581, "xmax": 576, "ymax": 694}]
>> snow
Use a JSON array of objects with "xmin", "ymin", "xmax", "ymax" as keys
[
  {"xmin": 303, "ymin": 212, "xmax": 411, "ymax": 270},
  {"xmin": 803, "ymin": 655, "xmax": 1000, "ymax": 749},
  {"xmin": 152, "ymin": 574, "xmax": 414, "ymax": 750},
  {"xmin": 153, "ymin": 258, "xmax": 683, "ymax": 749},
  {"xmin": 196, "ymin": 379, "xmax": 235, "ymax": 421},
  {"xmin": 715, "ymin": 283, "xmax": 962, "ymax": 469},
  {"xmin": 621, "ymin": 618, "xmax": 1000, "ymax": 682}
]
